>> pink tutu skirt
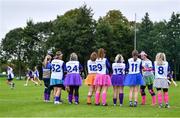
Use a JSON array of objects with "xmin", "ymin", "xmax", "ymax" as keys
[{"xmin": 94, "ymin": 74, "xmax": 111, "ymax": 87}]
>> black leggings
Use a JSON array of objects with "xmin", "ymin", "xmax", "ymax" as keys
[
  {"xmin": 156, "ymin": 88, "xmax": 168, "ymax": 92},
  {"xmin": 69, "ymin": 86, "xmax": 79, "ymax": 97},
  {"xmin": 43, "ymin": 78, "xmax": 53, "ymax": 95},
  {"xmin": 140, "ymin": 84, "xmax": 155, "ymax": 96}
]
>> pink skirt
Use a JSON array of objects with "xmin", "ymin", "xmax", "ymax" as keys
[{"xmin": 94, "ymin": 74, "xmax": 111, "ymax": 87}]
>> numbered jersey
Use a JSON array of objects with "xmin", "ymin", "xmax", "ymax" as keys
[
  {"xmin": 34, "ymin": 70, "xmax": 39, "ymax": 77},
  {"xmin": 96, "ymin": 58, "xmax": 108, "ymax": 74},
  {"xmin": 87, "ymin": 60, "xmax": 97, "ymax": 74},
  {"xmin": 112, "ymin": 63, "xmax": 125, "ymax": 75},
  {"xmin": 154, "ymin": 61, "xmax": 168, "ymax": 79},
  {"xmin": 66, "ymin": 61, "xmax": 80, "ymax": 74},
  {"xmin": 51, "ymin": 59, "xmax": 64, "ymax": 80},
  {"xmin": 128, "ymin": 58, "xmax": 142, "ymax": 74},
  {"xmin": 142, "ymin": 60, "xmax": 153, "ymax": 76}
]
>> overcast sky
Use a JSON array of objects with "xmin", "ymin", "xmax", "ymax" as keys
[{"xmin": 0, "ymin": 0, "xmax": 179, "ymax": 40}]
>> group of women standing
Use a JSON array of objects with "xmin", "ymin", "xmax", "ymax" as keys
[{"xmin": 42, "ymin": 48, "xmax": 171, "ymax": 108}]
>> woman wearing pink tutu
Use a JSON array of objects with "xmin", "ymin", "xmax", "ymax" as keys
[
  {"xmin": 64, "ymin": 53, "xmax": 83, "ymax": 105},
  {"xmin": 94, "ymin": 48, "xmax": 111, "ymax": 106}
]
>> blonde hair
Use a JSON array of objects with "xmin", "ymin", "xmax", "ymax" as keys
[
  {"xmin": 97, "ymin": 48, "xmax": 105, "ymax": 59},
  {"xmin": 155, "ymin": 52, "xmax": 166, "ymax": 65},
  {"xmin": 115, "ymin": 54, "xmax": 124, "ymax": 63},
  {"xmin": 70, "ymin": 52, "xmax": 78, "ymax": 61},
  {"xmin": 90, "ymin": 52, "xmax": 97, "ymax": 61}
]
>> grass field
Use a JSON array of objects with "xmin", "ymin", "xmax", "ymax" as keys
[{"xmin": 0, "ymin": 78, "xmax": 180, "ymax": 117}]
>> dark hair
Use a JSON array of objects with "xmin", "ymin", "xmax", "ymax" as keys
[
  {"xmin": 132, "ymin": 50, "xmax": 139, "ymax": 61},
  {"xmin": 55, "ymin": 51, "xmax": 63, "ymax": 60},
  {"xmin": 90, "ymin": 52, "xmax": 97, "ymax": 61}
]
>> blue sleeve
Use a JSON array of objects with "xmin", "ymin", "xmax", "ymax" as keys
[
  {"xmin": 106, "ymin": 59, "xmax": 111, "ymax": 74},
  {"xmin": 140, "ymin": 62, "xmax": 142, "ymax": 74},
  {"xmin": 29, "ymin": 71, "xmax": 31, "ymax": 76},
  {"xmin": 79, "ymin": 64, "xmax": 83, "ymax": 72},
  {"xmin": 50, "ymin": 63, "xmax": 52, "ymax": 70},
  {"xmin": 168, "ymin": 65, "xmax": 171, "ymax": 72},
  {"xmin": 125, "ymin": 62, "xmax": 129, "ymax": 73},
  {"xmin": 46, "ymin": 62, "xmax": 51, "ymax": 69},
  {"xmin": 62, "ymin": 62, "xmax": 66, "ymax": 72},
  {"xmin": 152, "ymin": 63, "xmax": 155, "ymax": 71},
  {"xmin": 167, "ymin": 64, "xmax": 172, "ymax": 80},
  {"xmin": 106, "ymin": 59, "xmax": 111, "ymax": 69},
  {"xmin": 37, "ymin": 70, "xmax": 39, "ymax": 76},
  {"xmin": 29, "ymin": 71, "xmax": 32, "ymax": 76}
]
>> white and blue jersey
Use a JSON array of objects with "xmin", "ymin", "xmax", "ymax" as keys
[
  {"xmin": 66, "ymin": 61, "xmax": 83, "ymax": 74},
  {"xmin": 154, "ymin": 61, "xmax": 169, "ymax": 79},
  {"xmin": 7, "ymin": 67, "xmax": 14, "ymax": 79},
  {"xmin": 50, "ymin": 59, "xmax": 65, "ymax": 80},
  {"xmin": 112, "ymin": 63, "xmax": 126, "ymax": 75},
  {"xmin": 142, "ymin": 60, "xmax": 154, "ymax": 76},
  {"xmin": 27, "ymin": 70, "xmax": 34, "ymax": 78},
  {"xmin": 95, "ymin": 58, "xmax": 110, "ymax": 74},
  {"xmin": 127, "ymin": 58, "xmax": 142, "ymax": 74},
  {"xmin": 87, "ymin": 60, "xmax": 97, "ymax": 74},
  {"xmin": 34, "ymin": 69, "xmax": 39, "ymax": 78},
  {"xmin": 124, "ymin": 58, "xmax": 144, "ymax": 86}
]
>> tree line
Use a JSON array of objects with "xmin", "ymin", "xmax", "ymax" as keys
[{"xmin": 0, "ymin": 5, "xmax": 179, "ymax": 80}]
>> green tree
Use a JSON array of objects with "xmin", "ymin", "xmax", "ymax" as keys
[
  {"xmin": 150, "ymin": 21, "xmax": 167, "ymax": 58},
  {"xmin": 1, "ymin": 27, "xmax": 25, "ymax": 78},
  {"xmin": 51, "ymin": 5, "xmax": 96, "ymax": 67},
  {"xmin": 95, "ymin": 10, "xmax": 133, "ymax": 61},
  {"xmin": 166, "ymin": 12, "xmax": 180, "ymax": 79},
  {"xmin": 23, "ymin": 20, "xmax": 53, "ymax": 68},
  {"xmin": 1, "ymin": 28, "xmax": 24, "ymax": 59},
  {"xmin": 137, "ymin": 12, "xmax": 154, "ymax": 58}
]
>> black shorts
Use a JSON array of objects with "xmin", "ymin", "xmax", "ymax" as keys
[
  {"xmin": 51, "ymin": 84, "xmax": 64, "ymax": 88},
  {"xmin": 28, "ymin": 76, "xmax": 34, "ymax": 80},
  {"xmin": 7, "ymin": 78, "xmax": 13, "ymax": 82}
]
